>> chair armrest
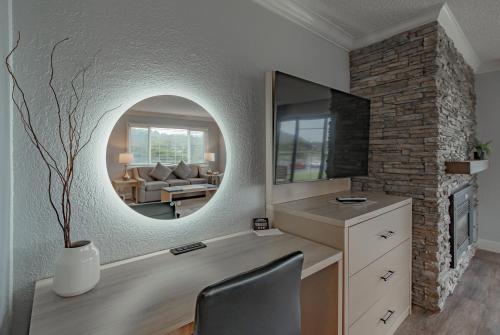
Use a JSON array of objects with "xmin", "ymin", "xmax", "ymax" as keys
[
  {"xmin": 199, "ymin": 173, "xmax": 210, "ymax": 179},
  {"xmin": 136, "ymin": 177, "xmax": 146, "ymax": 187}
]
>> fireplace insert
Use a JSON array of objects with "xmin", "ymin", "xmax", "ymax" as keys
[{"xmin": 449, "ymin": 185, "xmax": 476, "ymax": 268}]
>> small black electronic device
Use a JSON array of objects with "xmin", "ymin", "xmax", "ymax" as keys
[
  {"xmin": 170, "ymin": 242, "xmax": 207, "ymax": 255},
  {"xmin": 253, "ymin": 218, "xmax": 270, "ymax": 230},
  {"xmin": 336, "ymin": 196, "xmax": 368, "ymax": 203}
]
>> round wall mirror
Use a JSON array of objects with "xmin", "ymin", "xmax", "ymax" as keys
[{"xmin": 106, "ymin": 95, "xmax": 226, "ymax": 220}]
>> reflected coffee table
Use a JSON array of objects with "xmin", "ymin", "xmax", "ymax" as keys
[
  {"xmin": 160, "ymin": 184, "xmax": 218, "ymax": 203},
  {"xmin": 173, "ymin": 198, "xmax": 209, "ymax": 218}
]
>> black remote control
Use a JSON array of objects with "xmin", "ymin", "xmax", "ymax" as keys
[
  {"xmin": 336, "ymin": 196, "xmax": 367, "ymax": 203},
  {"xmin": 170, "ymin": 242, "xmax": 207, "ymax": 255}
]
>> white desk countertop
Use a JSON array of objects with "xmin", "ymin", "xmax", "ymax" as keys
[
  {"xmin": 273, "ymin": 191, "xmax": 412, "ymax": 228},
  {"xmin": 29, "ymin": 231, "xmax": 342, "ymax": 335}
]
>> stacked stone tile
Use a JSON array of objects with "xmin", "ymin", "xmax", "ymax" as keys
[{"xmin": 350, "ymin": 22, "xmax": 477, "ymax": 311}]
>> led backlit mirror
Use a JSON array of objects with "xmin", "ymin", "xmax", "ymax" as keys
[{"xmin": 106, "ymin": 95, "xmax": 226, "ymax": 220}]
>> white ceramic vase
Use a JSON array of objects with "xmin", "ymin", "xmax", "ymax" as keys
[{"xmin": 52, "ymin": 240, "xmax": 100, "ymax": 297}]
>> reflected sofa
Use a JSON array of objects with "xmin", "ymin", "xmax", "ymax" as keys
[{"xmin": 132, "ymin": 163, "xmax": 210, "ymax": 203}]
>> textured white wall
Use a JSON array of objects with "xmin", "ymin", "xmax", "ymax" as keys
[
  {"xmin": 476, "ymin": 71, "xmax": 500, "ymax": 246},
  {"xmin": 10, "ymin": 0, "xmax": 349, "ymax": 333},
  {"xmin": 0, "ymin": 0, "xmax": 12, "ymax": 332}
]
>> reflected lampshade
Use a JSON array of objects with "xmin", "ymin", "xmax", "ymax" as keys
[
  {"xmin": 119, "ymin": 153, "xmax": 134, "ymax": 164},
  {"xmin": 204, "ymin": 152, "xmax": 215, "ymax": 162}
]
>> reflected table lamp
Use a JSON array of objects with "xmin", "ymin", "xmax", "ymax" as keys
[
  {"xmin": 119, "ymin": 153, "xmax": 134, "ymax": 180},
  {"xmin": 204, "ymin": 152, "xmax": 215, "ymax": 173}
]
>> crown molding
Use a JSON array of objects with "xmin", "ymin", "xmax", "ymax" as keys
[
  {"xmin": 254, "ymin": 0, "xmax": 485, "ymax": 72},
  {"xmin": 437, "ymin": 3, "xmax": 481, "ymax": 72},
  {"xmin": 252, "ymin": 0, "xmax": 353, "ymax": 50},
  {"xmin": 476, "ymin": 59, "xmax": 500, "ymax": 74},
  {"xmin": 354, "ymin": 2, "xmax": 482, "ymax": 73},
  {"xmin": 353, "ymin": 4, "xmax": 442, "ymax": 49}
]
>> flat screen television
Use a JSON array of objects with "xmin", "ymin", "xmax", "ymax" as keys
[{"xmin": 273, "ymin": 71, "xmax": 370, "ymax": 184}]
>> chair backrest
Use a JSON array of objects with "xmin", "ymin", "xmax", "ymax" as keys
[{"xmin": 193, "ymin": 251, "xmax": 304, "ymax": 335}]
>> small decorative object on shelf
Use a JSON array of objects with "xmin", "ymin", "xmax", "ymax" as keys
[
  {"xmin": 6, "ymin": 32, "xmax": 118, "ymax": 297},
  {"xmin": 474, "ymin": 139, "xmax": 492, "ymax": 160}
]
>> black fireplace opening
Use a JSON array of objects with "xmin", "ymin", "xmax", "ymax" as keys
[{"xmin": 449, "ymin": 185, "xmax": 477, "ymax": 268}]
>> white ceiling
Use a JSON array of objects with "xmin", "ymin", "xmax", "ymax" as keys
[
  {"xmin": 129, "ymin": 95, "xmax": 212, "ymax": 119},
  {"xmin": 254, "ymin": 0, "xmax": 500, "ymax": 73}
]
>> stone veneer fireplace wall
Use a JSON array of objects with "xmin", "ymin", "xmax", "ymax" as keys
[{"xmin": 350, "ymin": 22, "xmax": 477, "ymax": 311}]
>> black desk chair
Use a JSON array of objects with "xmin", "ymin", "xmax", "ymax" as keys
[{"xmin": 193, "ymin": 251, "xmax": 304, "ymax": 335}]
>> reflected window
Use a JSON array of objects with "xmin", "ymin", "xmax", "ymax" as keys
[
  {"xmin": 129, "ymin": 127, "xmax": 149, "ymax": 164},
  {"xmin": 129, "ymin": 125, "xmax": 206, "ymax": 165},
  {"xmin": 275, "ymin": 116, "xmax": 331, "ymax": 183}
]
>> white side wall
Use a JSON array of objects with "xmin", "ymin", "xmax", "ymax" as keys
[
  {"xmin": 0, "ymin": 0, "xmax": 12, "ymax": 333},
  {"xmin": 476, "ymin": 70, "xmax": 500, "ymax": 252},
  {"xmin": 11, "ymin": 0, "xmax": 349, "ymax": 333}
]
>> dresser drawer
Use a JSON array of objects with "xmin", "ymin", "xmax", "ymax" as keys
[
  {"xmin": 349, "ymin": 239, "xmax": 411, "ymax": 325},
  {"xmin": 349, "ymin": 274, "xmax": 410, "ymax": 335},
  {"xmin": 348, "ymin": 204, "xmax": 411, "ymax": 275}
]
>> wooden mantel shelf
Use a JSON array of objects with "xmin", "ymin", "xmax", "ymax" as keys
[{"xmin": 445, "ymin": 160, "xmax": 489, "ymax": 175}]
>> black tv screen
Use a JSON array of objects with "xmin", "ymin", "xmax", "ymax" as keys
[{"xmin": 273, "ymin": 71, "xmax": 370, "ymax": 184}]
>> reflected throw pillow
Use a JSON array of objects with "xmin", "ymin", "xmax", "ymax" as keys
[
  {"xmin": 149, "ymin": 162, "xmax": 172, "ymax": 181},
  {"xmin": 199, "ymin": 165, "xmax": 209, "ymax": 176},
  {"xmin": 189, "ymin": 165, "xmax": 199, "ymax": 178},
  {"xmin": 173, "ymin": 161, "xmax": 192, "ymax": 180}
]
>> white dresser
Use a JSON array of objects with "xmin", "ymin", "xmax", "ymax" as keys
[{"xmin": 272, "ymin": 191, "xmax": 412, "ymax": 335}]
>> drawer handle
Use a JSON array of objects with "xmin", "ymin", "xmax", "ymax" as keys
[
  {"xmin": 379, "ymin": 231, "xmax": 395, "ymax": 239},
  {"xmin": 380, "ymin": 310, "xmax": 395, "ymax": 324},
  {"xmin": 380, "ymin": 270, "xmax": 395, "ymax": 282}
]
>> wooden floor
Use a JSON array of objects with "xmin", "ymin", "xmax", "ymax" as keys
[{"xmin": 395, "ymin": 249, "xmax": 500, "ymax": 335}]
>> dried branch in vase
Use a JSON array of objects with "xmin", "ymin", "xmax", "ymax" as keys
[{"xmin": 5, "ymin": 32, "xmax": 119, "ymax": 248}]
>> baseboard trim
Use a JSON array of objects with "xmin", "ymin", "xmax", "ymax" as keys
[{"xmin": 478, "ymin": 238, "xmax": 500, "ymax": 254}]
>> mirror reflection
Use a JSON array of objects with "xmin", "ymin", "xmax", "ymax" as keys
[{"xmin": 107, "ymin": 95, "xmax": 226, "ymax": 220}]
